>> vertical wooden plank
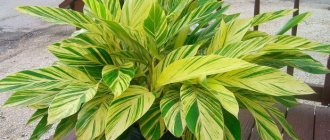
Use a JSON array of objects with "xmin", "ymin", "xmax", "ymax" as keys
[
  {"xmin": 287, "ymin": 0, "xmax": 300, "ymax": 75},
  {"xmin": 322, "ymin": 57, "xmax": 330, "ymax": 106},
  {"xmin": 253, "ymin": 0, "xmax": 260, "ymax": 31},
  {"xmin": 239, "ymin": 109, "xmax": 255, "ymax": 140},
  {"xmin": 291, "ymin": 0, "xmax": 300, "ymax": 36},
  {"xmin": 314, "ymin": 107, "xmax": 330, "ymax": 140},
  {"xmin": 283, "ymin": 104, "xmax": 315, "ymax": 140}
]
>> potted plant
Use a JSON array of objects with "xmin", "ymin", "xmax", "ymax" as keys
[{"xmin": 1, "ymin": 0, "xmax": 329, "ymax": 140}]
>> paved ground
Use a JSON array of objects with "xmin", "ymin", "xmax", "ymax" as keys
[{"xmin": 0, "ymin": 0, "xmax": 329, "ymax": 139}]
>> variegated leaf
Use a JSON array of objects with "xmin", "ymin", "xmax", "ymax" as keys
[
  {"xmin": 215, "ymin": 37, "xmax": 274, "ymax": 58},
  {"xmin": 105, "ymin": 86, "xmax": 155, "ymax": 140},
  {"xmin": 102, "ymin": 21, "xmax": 151, "ymax": 61},
  {"xmin": 140, "ymin": 102, "xmax": 166, "ymax": 140},
  {"xmin": 48, "ymin": 83, "xmax": 98, "ymax": 124},
  {"xmin": 277, "ymin": 12, "xmax": 311, "ymax": 35},
  {"xmin": 49, "ymin": 43, "xmax": 113, "ymax": 66},
  {"xmin": 273, "ymin": 35, "xmax": 315, "ymax": 49},
  {"xmin": 156, "ymin": 55, "xmax": 253, "ymax": 88},
  {"xmin": 208, "ymin": 18, "xmax": 252, "ymax": 54},
  {"xmin": 4, "ymin": 89, "xmax": 59, "ymax": 108},
  {"xmin": 30, "ymin": 115, "xmax": 53, "ymax": 140},
  {"xmin": 160, "ymin": 90, "xmax": 186, "ymax": 137},
  {"xmin": 153, "ymin": 45, "xmax": 200, "ymax": 86},
  {"xmin": 168, "ymin": 1, "xmax": 222, "ymax": 41},
  {"xmin": 102, "ymin": 62, "xmax": 135, "ymax": 97},
  {"xmin": 17, "ymin": 6, "xmax": 94, "ymax": 29},
  {"xmin": 308, "ymin": 44, "xmax": 330, "ymax": 54},
  {"xmin": 242, "ymin": 30, "xmax": 268, "ymax": 41},
  {"xmin": 182, "ymin": 129, "xmax": 196, "ymax": 140},
  {"xmin": 27, "ymin": 108, "xmax": 48, "ymax": 124},
  {"xmin": 223, "ymin": 109, "xmax": 241, "ymax": 140},
  {"xmin": 102, "ymin": 0, "xmax": 121, "ymax": 21},
  {"xmin": 266, "ymin": 106, "xmax": 298, "ymax": 140},
  {"xmin": 76, "ymin": 94, "xmax": 113, "ymax": 140},
  {"xmin": 252, "ymin": 9, "xmax": 296, "ymax": 26},
  {"xmin": 144, "ymin": 2, "xmax": 168, "ymax": 46},
  {"xmin": 84, "ymin": 0, "xmax": 121, "ymax": 21},
  {"xmin": 110, "ymin": 51, "xmax": 148, "ymax": 64},
  {"xmin": 255, "ymin": 51, "xmax": 330, "ymax": 74},
  {"xmin": 0, "ymin": 66, "xmax": 92, "ymax": 92},
  {"xmin": 121, "ymin": 0, "xmax": 154, "ymax": 29},
  {"xmin": 180, "ymin": 84, "xmax": 224, "ymax": 140},
  {"xmin": 236, "ymin": 94, "xmax": 282, "ymax": 140},
  {"xmin": 205, "ymin": 78, "xmax": 239, "ymax": 118},
  {"xmin": 158, "ymin": 0, "xmax": 190, "ymax": 21},
  {"xmin": 214, "ymin": 66, "xmax": 314, "ymax": 96},
  {"xmin": 53, "ymin": 115, "xmax": 77, "ymax": 140}
]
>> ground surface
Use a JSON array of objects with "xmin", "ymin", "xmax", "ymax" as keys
[{"xmin": 0, "ymin": 0, "xmax": 329, "ymax": 139}]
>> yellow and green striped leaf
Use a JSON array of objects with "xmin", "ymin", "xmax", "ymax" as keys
[
  {"xmin": 214, "ymin": 66, "xmax": 314, "ymax": 96},
  {"xmin": 48, "ymin": 83, "xmax": 98, "ymax": 124},
  {"xmin": 273, "ymin": 35, "xmax": 314, "ymax": 49},
  {"xmin": 30, "ymin": 115, "xmax": 53, "ymax": 140},
  {"xmin": 308, "ymin": 44, "xmax": 330, "ymax": 54},
  {"xmin": 237, "ymin": 94, "xmax": 282, "ymax": 140},
  {"xmin": 53, "ymin": 115, "xmax": 77, "ymax": 140},
  {"xmin": 102, "ymin": 0, "xmax": 121, "ymax": 21},
  {"xmin": 242, "ymin": 30, "xmax": 268, "ymax": 41},
  {"xmin": 153, "ymin": 45, "xmax": 200, "ymax": 86},
  {"xmin": 223, "ymin": 109, "xmax": 241, "ymax": 140},
  {"xmin": 208, "ymin": 18, "xmax": 252, "ymax": 54},
  {"xmin": 140, "ymin": 102, "xmax": 166, "ymax": 140},
  {"xmin": 158, "ymin": 0, "xmax": 190, "ymax": 21},
  {"xmin": 266, "ymin": 106, "xmax": 298, "ymax": 140},
  {"xmin": 3, "ymin": 89, "xmax": 59, "ymax": 108},
  {"xmin": 105, "ymin": 86, "xmax": 155, "ymax": 140},
  {"xmin": 0, "ymin": 66, "xmax": 92, "ymax": 92},
  {"xmin": 84, "ymin": 0, "xmax": 121, "ymax": 21},
  {"xmin": 277, "ymin": 12, "xmax": 311, "ymax": 35},
  {"xmin": 76, "ymin": 94, "xmax": 113, "ymax": 140},
  {"xmin": 168, "ymin": 1, "xmax": 222, "ymax": 41},
  {"xmin": 102, "ymin": 62, "xmax": 135, "ymax": 97},
  {"xmin": 121, "ymin": 0, "xmax": 154, "ymax": 29},
  {"xmin": 17, "ymin": 6, "xmax": 94, "ymax": 28},
  {"xmin": 144, "ymin": 2, "xmax": 168, "ymax": 47},
  {"xmin": 160, "ymin": 90, "xmax": 186, "ymax": 137},
  {"xmin": 205, "ymin": 78, "xmax": 239, "ymax": 118},
  {"xmin": 252, "ymin": 9, "xmax": 296, "ymax": 26},
  {"xmin": 27, "ymin": 108, "xmax": 48, "ymax": 125},
  {"xmin": 215, "ymin": 37, "xmax": 274, "ymax": 58},
  {"xmin": 49, "ymin": 42, "xmax": 113, "ymax": 66},
  {"xmin": 180, "ymin": 84, "xmax": 224, "ymax": 140},
  {"xmin": 255, "ymin": 51, "xmax": 330, "ymax": 74},
  {"xmin": 156, "ymin": 55, "xmax": 252, "ymax": 88},
  {"xmin": 102, "ymin": 21, "xmax": 151, "ymax": 60},
  {"xmin": 110, "ymin": 51, "xmax": 148, "ymax": 65},
  {"xmin": 182, "ymin": 129, "xmax": 196, "ymax": 140}
]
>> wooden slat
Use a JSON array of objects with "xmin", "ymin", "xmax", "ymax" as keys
[
  {"xmin": 253, "ymin": 0, "xmax": 260, "ymax": 31},
  {"xmin": 286, "ymin": 0, "xmax": 300, "ymax": 75},
  {"xmin": 322, "ymin": 57, "xmax": 330, "ymax": 105},
  {"xmin": 283, "ymin": 104, "xmax": 315, "ymax": 140},
  {"xmin": 239, "ymin": 109, "xmax": 255, "ymax": 140},
  {"xmin": 314, "ymin": 107, "xmax": 330, "ymax": 140}
]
